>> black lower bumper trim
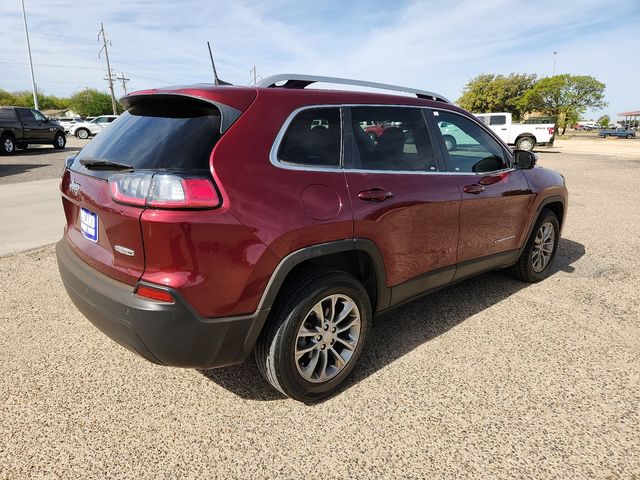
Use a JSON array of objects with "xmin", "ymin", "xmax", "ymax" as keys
[{"xmin": 56, "ymin": 239, "xmax": 269, "ymax": 369}]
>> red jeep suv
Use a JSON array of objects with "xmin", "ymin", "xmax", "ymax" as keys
[{"xmin": 57, "ymin": 74, "xmax": 568, "ymax": 401}]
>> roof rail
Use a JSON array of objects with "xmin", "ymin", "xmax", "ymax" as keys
[{"xmin": 257, "ymin": 74, "xmax": 451, "ymax": 103}]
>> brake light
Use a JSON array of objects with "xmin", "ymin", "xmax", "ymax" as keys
[
  {"xmin": 108, "ymin": 173, "xmax": 220, "ymax": 209},
  {"xmin": 135, "ymin": 284, "xmax": 174, "ymax": 303},
  {"xmin": 548, "ymin": 127, "xmax": 555, "ymax": 135},
  {"xmin": 147, "ymin": 175, "xmax": 219, "ymax": 208}
]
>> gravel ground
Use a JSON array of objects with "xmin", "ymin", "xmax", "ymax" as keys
[
  {"xmin": 0, "ymin": 137, "xmax": 88, "ymax": 185},
  {"xmin": 1, "ymin": 141, "xmax": 639, "ymax": 478}
]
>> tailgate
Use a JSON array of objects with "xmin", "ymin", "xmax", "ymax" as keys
[{"xmin": 61, "ymin": 169, "xmax": 145, "ymax": 285}]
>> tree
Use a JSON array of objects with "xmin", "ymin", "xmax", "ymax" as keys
[
  {"xmin": 520, "ymin": 74, "xmax": 607, "ymax": 135},
  {"xmin": 597, "ymin": 115, "xmax": 611, "ymax": 127},
  {"xmin": 0, "ymin": 89, "xmax": 16, "ymax": 106},
  {"xmin": 0, "ymin": 89, "xmax": 70, "ymax": 110},
  {"xmin": 68, "ymin": 88, "xmax": 123, "ymax": 117},
  {"xmin": 457, "ymin": 73, "xmax": 537, "ymax": 121},
  {"xmin": 559, "ymin": 111, "xmax": 580, "ymax": 133}
]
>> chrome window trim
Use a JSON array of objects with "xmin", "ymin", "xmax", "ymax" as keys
[
  {"xmin": 269, "ymin": 104, "xmax": 515, "ymax": 176},
  {"xmin": 268, "ymin": 105, "xmax": 344, "ymax": 172}
]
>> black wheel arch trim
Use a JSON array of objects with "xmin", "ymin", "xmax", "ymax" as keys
[
  {"xmin": 255, "ymin": 238, "xmax": 390, "ymax": 313},
  {"xmin": 519, "ymin": 195, "xmax": 565, "ymax": 256},
  {"xmin": 240, "ymin": 238, "xmax": 390, "ymax": 356}
]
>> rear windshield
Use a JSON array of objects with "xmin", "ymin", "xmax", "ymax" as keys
[{"xmin": 74, "ymin": 98, "xmax": 221, "ymax": 172}]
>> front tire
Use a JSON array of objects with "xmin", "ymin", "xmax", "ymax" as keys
[
  {"xmin": 516, "ymin": 136, "xmax": 535, "ymax": 151},
  {"xmin": 510, "ymin": 209, "xmax": 559, "ymax": 282},
  {"xmin": 76, "ymin": 128, "xmax": 90, "ymax": 140},
  {"xmin": 255, "ymin": 268, "xmax": 371, "ymax": 402},
  {"xmin": 1, "ymin": 134, "xmax": 15, "ymax": 155},
  {"xmin": 53, "ymin": 132, "xmax": 66, "ymax": 149}
]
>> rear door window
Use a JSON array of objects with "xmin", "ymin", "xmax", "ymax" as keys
[
  {"xmin": 277, "ymin": 108, "xmax": 341, "ymax": 167},
  {"xmin": 16, "ymin": 108, "xmax": 35, "ymax": 122},
  {"xmin": 348, "ymin": 106, "xmax": 436, "ymax": 171},
  {"xmin": 73, "ymin": 98, "xmax": 222, "ymax": 176}
]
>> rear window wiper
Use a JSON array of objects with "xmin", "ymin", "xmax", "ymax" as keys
[{"xmin": 80, "ymin": 159, "xmax": 134, "ymax": 170}]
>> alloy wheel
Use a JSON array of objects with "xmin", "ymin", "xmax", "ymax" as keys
[
  {"xmin": 294, "ymin": 294, "xmax": 361, "ymax": 383},
  {"xmin": 532, "ymin": 221, "xmax": 555, "ymax": 272}
]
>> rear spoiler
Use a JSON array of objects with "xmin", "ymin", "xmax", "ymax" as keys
[{"xmin": 120, "ymin": 93, "xmax": 242, "ymax": 134}]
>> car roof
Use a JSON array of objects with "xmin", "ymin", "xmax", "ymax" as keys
[{"xmin": 126, "ymin": 83, "xmax": 468, "ymax": 115}]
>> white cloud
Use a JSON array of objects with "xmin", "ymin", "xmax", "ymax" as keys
[{"xmin": 0, "ymin": 0, "xmax": 637, "ymax": 118}]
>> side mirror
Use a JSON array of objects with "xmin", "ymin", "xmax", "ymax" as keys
[{"xmin": 514, "ymin": 150, "xmax": 537, "ymax": 169}]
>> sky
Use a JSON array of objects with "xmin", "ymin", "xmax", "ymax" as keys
[{"xmin": 1, "ymin": 0, "xmax": 639, "ymax": 119}]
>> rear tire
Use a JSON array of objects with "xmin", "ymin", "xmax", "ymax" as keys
[
  {"xmin": 1, "ymin": 134, "xmax": 15, "ymax": 155},
  {"xmin": 53, "ymin": 132, "xmax": 66, "ymax": 149},
  {"xmin": 255, "ymin": 268, "xmax": 371, "ymax": 402},
  {"xmin": 626, "ymin": 134, "xmax": 633, "ymax": 139},
  {"xmin": 510, "ymin": 209, "xmax": 559, "ymax": 282},
  {"xmin": 76, "ymin": 128, "xmax": 90, "ymax": 140},
  {"xmin": 515, "ymin": 136, "xmax": 535, "ymax": 151},
  {"xmin": 604, "ymin": 134, "xmax": 610, "ymax": 138}
]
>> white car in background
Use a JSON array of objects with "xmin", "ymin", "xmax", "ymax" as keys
[
  {"xmin": 55, "ymin": 117, "xmax": 82, "ymax": 133},
  {"xmin": 474, "ymin": 112, "xmax": 555, "ymax": 151},
  {"xmin": 68, "ymin": 115, "xmax": 118, "ymax": 139}
]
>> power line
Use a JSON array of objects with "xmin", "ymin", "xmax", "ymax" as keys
[
  {"xmin": 98, "ymin": 22, "xmax": 117, "ymax": 115},
  {"xmin": 0, "ymin": 60, "xmax": 102, "ymax": 70}
]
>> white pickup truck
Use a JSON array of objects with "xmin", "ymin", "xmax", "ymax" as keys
[{"xmin": 474, "ymin": 112, "xmax": 555, "ymax": 151}]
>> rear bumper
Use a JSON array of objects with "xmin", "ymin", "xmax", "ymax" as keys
[{"xmin": 56, "ymin": 238, "xmax": 269, "ymax": 369}]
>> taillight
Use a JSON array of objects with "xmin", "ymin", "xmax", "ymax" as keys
[
  {"xmin": 147, "ymin": 174, "xmax": 219, "ymax": 208},
  {"xmin": 135, "ymin": 284, "xmax": 174, "ymax": 303},
  {"xmin": 109, "ymin": 173, "xmax": 151, "ymax": 206},
  {"xmin": 108, "ymin": 172, "xmax": 220, "ymax": 209},
  {"xmin": 548, "ymin": 127, "xmax": 555, "ymax": 135}
]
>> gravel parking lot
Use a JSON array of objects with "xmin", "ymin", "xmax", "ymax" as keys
[{"xmin": 1, "ymin": 139, "xmax": 639, "ymax": 478}]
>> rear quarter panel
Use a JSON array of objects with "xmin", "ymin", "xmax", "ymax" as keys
[{"xmin": 210, "ymin": 90, "xmax": 355, "ymax": 259}]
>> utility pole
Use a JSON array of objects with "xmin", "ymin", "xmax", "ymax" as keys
[
  {"xmin": 250, "ymin": 65, "xmax": 261, "ymax": 86},
  {"xmin": 98, "ymin": 22, "xmax": 118, "ymax": 115},
  {"xmin": 21, "ymin": 0, "xmax": 38, "ymax": 110},
  {"xmin": 116, "ymin": 72, "xmax": 130, "ymax": 95},
  {"xmin": 552, "ymin": 51, "xmax": 558, "ymax": 76}
]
